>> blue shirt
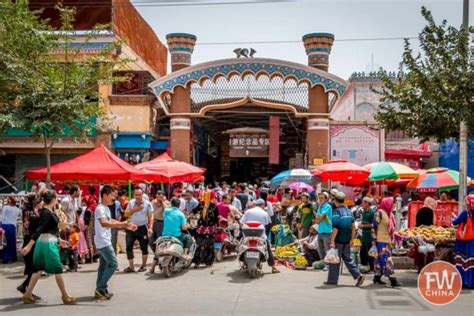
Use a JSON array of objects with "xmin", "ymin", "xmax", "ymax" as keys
[
  {"xmin": 162, "ymin": 207, "xmax": 186, "ymax": 238},
  {"xmin": 332, "ymin": 205, "xmax": 355, "ymax": 243},
  {"xmin": 316, "ymin": 202, "xmax": 333, "ymax": 234}
]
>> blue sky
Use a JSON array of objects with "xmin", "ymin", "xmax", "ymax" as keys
[{"xmin": 134, "ymin": 0, "xmax": 471, "ymax": 79}]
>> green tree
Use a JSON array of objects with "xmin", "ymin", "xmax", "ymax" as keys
[
  {"xmin": 374, "ymin": 6, "xmax": 474, "ymax": 142},
  {"xmin": 0, "ymin": 1, "xmax": 127, "ymax": 184}
]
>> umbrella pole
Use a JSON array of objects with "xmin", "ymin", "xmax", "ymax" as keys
[
  {"xmin": 128, "ymin": 180, "xmax": 132, "ymax": 200},
  {"xmin": 25, "ymin": 179, "xmax": 29, "ymax": 192}
]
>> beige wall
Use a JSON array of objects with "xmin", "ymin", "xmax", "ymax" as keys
[{"xmin": 110, "ymin": 105, "xmax": 150, "ymax": 132}]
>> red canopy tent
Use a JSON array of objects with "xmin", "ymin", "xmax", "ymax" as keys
[
  {"xmin": 312, "ymin": 159, "xmax": 369, "ymax": 185},
  {"xmin": 26, "ymin": 145, "xmax": 152, "ymax": 182},
  {"xmin": 135, "ymin": 153, "xmax": 204, "ymax": 183}
]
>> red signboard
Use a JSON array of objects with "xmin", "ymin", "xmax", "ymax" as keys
[
  {"xmin": 408, "ymin": 201, "xmax": 459, "ymax": 228},
  {"xmin": 269, "ymin": 116, "xmax": 280, "ymax": 164}
]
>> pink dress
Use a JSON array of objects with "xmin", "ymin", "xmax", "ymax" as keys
[{"xmin": 77, "ymin": 212, "xmax": 89, "ymax": 256}]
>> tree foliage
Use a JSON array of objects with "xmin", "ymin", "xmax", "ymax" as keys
[
  {"xmin": 374, "ymin": 6, "xmax": 474, "ymax": 142},
  {"xmin": 0, "ymin": 0, "xmax": 128, "ymax": 183}
]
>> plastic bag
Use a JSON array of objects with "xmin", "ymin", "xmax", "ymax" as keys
[
  {"xmin": 368, "ymin": 245, "xmax": 378, "ymax": 258},
  {"xmin": 324, "ymin": 248, "xmax": 340, "ymax": 264}
]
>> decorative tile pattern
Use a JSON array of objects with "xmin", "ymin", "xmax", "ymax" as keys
[
  {"xmin": 151, "ymin": 59, "xmax": 347, "ymax": 98},
  {"xmin": 171, "ymin": 52, "xmax": 191, "ymax": 65},
  {"xmin": 308, "ymin": 54, "xmax": 329, "ymax": 67}
]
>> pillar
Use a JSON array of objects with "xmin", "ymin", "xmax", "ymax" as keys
[
  {"xmin": 166, "ymin": 33, "xmax": 197, "ymax": 162},
  {"xmin": 303, "ymin": 33, "xmax": 334, "ymax": 165}
]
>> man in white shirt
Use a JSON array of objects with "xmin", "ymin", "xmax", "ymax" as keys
[
  {"xmin": 124, "ymin": 187, "xmax": 154, "ymax": 273},
  {"xmin": 61, "ymin": 185, "xmax": 80, "ymax": 227},
  {"xmin": 229, "ymin": 189, "xmax": 242, "ymax": 211},
  {"xmin": 240, "ymin": 199, "xmax": 279, "ymax": 273},
  {"xmin": 296, "ymin": 224, "xmax": 320, "ymax": 266},
  {"xmin": 94, "ymin": 185, "xmax": 136, "ymax": 300}
]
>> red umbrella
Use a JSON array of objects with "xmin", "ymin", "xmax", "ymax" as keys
[
  {"xmin": 135, "ymin": 153, "xmax": 205, "ymax": 183},
  {"xmin": 312, "ymin": 159, "xmax": 369, "ymax": 185}
]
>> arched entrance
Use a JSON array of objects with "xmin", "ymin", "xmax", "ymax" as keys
[{"xmin": 149, "ymin": 33, "xmax": 348, "ymax": 180}]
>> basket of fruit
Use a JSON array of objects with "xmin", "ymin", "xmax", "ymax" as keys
[
  {"xmin": 275, "ymin": 245, "xmax": 300, "ymax": 259},
  {"xmin": 294, "ymin": 255, "xmax": 308, "ymax": 270}
]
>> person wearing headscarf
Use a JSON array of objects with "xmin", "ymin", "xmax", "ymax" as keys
[
  {"xmin": 411, "ymin": 196, "xmax": 437, "ymax": 272},
  {"xmin": 372, "ymin": 197, "xmax": 401, "ymax": 287},
  {"xmin": 192, "ymin": 191, "xmax": 219, "ymax": 267},
  {"xmin": 453, "ymin": 194, "xmax": 474, "ymax": 288},
  {"xmin": 416, "ymin": 196, "xmax": 437, "ymax": 227}
]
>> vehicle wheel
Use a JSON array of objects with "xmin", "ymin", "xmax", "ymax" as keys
[
  {"xmin": 249, "ymin": 268, "xmax": 257, "ymax": 279},
  {"xmin": 163, "ymin": 265, "xmax": 173, "ymax": 278},
  {"xmin": 216, "ymin": 250, "xmax": 224, "ymax": 262}
]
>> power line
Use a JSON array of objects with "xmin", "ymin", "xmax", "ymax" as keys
[
  {"xmin": 28, "ymin": 0, "xmax": 311, "ymax": 8},
  {"xmin": 196, "ymin": 37, "xmax": 418, "ymax": 45}
]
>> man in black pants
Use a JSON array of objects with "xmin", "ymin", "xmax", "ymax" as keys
[
  {"xmin": 358, "ymin": 197, "xmax": 375, "ymax": 273},
  {"xmin": 124, "ymin": 188, "xmax": 154, "ymax": 272}
]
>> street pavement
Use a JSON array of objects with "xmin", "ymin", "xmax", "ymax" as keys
[{"xmin": 0, "ymin": 252, "xmax": 473, "ymax": 316}]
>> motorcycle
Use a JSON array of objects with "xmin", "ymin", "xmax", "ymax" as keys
[
  {"xmin": 237, "ymin": 221, "xmax": 268, "ymax": 279},
  {"xmin": 155, "ymin": 235, "xmax": 196, "ymax": 278},
  {"xmin": 214, "ymin": 218, "xmax": 240, "ymax": 262}
]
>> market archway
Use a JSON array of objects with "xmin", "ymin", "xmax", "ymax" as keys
[{"xmin": 149, "ymin": 33, "xmax": 348, "ymax": 181}]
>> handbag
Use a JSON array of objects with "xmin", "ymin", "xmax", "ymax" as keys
[{"xmin": 456, "ymin": 211, "xmax": 474, "ymax": 241}]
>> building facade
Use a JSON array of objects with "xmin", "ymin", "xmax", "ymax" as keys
[
  {"xmin": 0, "ymin": 0, "xmax": 167, "ymax": 191},
  {"xmin": 331, "ymin": 71, "xmax": 436, "ymax": 169}
]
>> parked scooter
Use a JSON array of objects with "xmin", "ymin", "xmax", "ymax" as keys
[
  {"xmin": 155, "ymin": 235, "xmax": 196, "ymax": 277},
  {"xmin": 237, "ymin": 221, "xmax": 268, "ymax": 279},
  {"xmin": 215, "ymin": 218, "xmax": 239, "ymax": 262}
]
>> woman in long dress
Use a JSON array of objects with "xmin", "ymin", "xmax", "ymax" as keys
[
  {"xmin": 453, "ymin": 195, "xmax": 474, "ymax": 288},
  {"xmin": 20, "ymin": 191, "xmax": 76, "ymax": 305},
  {"xmin": 372, "ymin": 197, "xmax": 401, "ymax": 287},
  {"xmin": 17, "ymin": 194, "xmax": 41, "ymax": 299},
  {"xmin": 192, "ymin": 191, "xmax": 219, "ymax": 267},
  {"xmin": 0, "ymin": 196, "xmax": 21, "ymax": 263}
]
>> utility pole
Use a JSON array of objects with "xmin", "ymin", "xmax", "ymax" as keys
[{"xmin": 459, "ymin": 0, "xmax": 470, "ymax": 211}]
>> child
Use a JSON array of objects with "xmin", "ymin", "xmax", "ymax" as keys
[
  {"xmin": 68, "ymin": 225, "xmax": 80, "ymax": 272},
  {"xmin": 77, "ymin": 208, "xmax": 89, "ymax": 264}
]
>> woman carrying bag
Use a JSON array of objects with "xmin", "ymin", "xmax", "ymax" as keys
[{"xmin": 453, "ymin": 194, "xmax": 474, "ymax": 289}]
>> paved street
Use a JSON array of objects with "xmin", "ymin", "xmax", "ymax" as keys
[{"xmin": 0, "ymin": 252, "xmax": 472, "ymax": 316}]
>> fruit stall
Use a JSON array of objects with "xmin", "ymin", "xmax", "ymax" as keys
[{"xmin": 395, "ymin": 225, "xmax": 456, "ymax": 261}]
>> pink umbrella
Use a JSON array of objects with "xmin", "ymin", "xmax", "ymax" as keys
[{"xmin": 288, "ymin": 182, "xmax": 314, "ymax": 192}]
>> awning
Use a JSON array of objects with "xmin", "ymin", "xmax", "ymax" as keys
[{"xmin": 385, "ymin": 148, "xmax": 432, "ymax": 159}]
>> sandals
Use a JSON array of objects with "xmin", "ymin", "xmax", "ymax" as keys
[
  {"xmin": 123, "ymin": 267, "xmax": 135, "ymax": 273},
  {"xmin": 62, "ymin": 296, "xmax": 77, "ymax": 305},
  {"xmin": 138, "ymin": 266, "xmax": 146, "ymax": 272},
  {"xmin": 22, "ymin": 295, "xmax": 37, "ymax": 304}
]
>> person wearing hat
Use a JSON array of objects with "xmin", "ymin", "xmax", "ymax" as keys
[
  {"xmin": 297, "ymin": 192, "xmax": 314, "ymax": 238},
  {"xmin": 326, "ymin": 191, "xmax": 365, "ymax": 287},
  {"xmin": 240, "ymin": 199, "xmax": 280, "ymax": 273},
  {"xmin": 296, "ymin": 224, "xmax": 320, "ymax": 266},
  {"xmin": 359, "ymin": 197, "xmax": 375, "ymax": 273}
]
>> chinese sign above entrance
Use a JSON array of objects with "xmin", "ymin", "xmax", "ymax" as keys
[{"xmin": 229, "ymin": 133, "xmax": 269, "ymax": 157}]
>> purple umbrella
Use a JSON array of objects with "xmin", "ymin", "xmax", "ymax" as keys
[{"xmin": 288, "ymin": 182, "xmax": 314, "ymax": 192}]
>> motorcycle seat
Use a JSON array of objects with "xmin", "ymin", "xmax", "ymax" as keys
[{"xmin": 158, "ymin": 236, "xmax": 183, "ymax": 246}]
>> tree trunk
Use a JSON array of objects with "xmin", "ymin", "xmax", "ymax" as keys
[{"xmin": 43, "ymin": 135, "xmax": 52, "ymax": 187}]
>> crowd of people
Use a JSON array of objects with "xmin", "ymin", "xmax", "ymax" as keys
[{"xmin": 0, "ymin": 179, "xmax": 473, "ymax": 305}]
